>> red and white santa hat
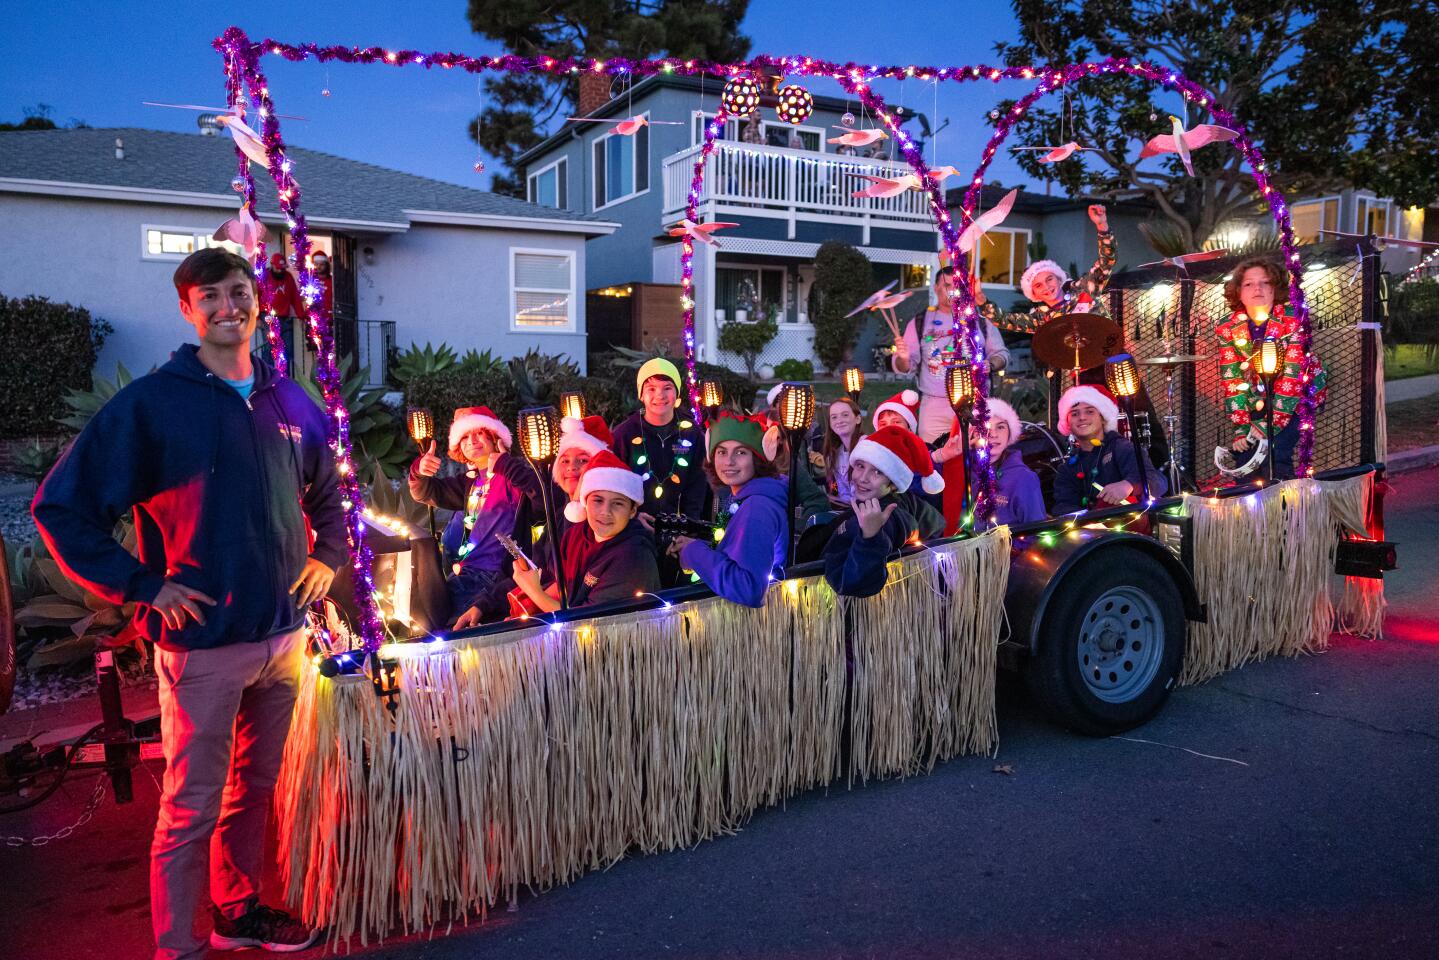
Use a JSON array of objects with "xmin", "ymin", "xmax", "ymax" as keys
[
  {"xmin": 558, "ymin": 415, "xmax": 612, "ymax": 458},
  {"xmin": 852, "ymin": 425, "xmax": 945, "ymax": 495},
  {"xmin": 1057, "ymin": 384, "xmax": 1120, "ymax": 436},
  {"xmin": 872, "ymin": 389, "xmax": 921, "ymax": 432},
  {"xmin": 449, "ymin": 405, "xmax": 512, "ymax": 459},
  {"xmin": 564, "ymin": 449, "xmax": 645, "ymax": 523},
  {"xmin": 1020, "ymin": 259, "xmax": 1068, "ymax": 302},
  {"xmin": 983, "ymin": 397, "xmax": 1022, "ymax": 441}
]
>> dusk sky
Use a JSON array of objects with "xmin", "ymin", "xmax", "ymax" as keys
[{"xmin": 2, "ymin": 1, "xmax": 1042, "ymax": 193}]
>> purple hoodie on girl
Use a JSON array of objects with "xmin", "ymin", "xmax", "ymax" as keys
[
  {"xmin": 974, "ymin": 445, "xmax": 1047, "ymax": 528},
  {"xmin": 680, "ymin": 476, "xmax": 788, "ymax": 607}
]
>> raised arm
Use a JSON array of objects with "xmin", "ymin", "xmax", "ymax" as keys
[{"xmin": 1074, "ymin": 205, "xmax": 1116, "ymax": 300}]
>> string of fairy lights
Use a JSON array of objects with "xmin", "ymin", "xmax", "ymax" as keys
[{"xmin": 213, "ymin": 26, "xmax": 1319, "ymax": 655}]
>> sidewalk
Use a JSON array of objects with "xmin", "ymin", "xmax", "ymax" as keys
[{"xmin": 1388, "ymin": 372, "xmax": 1439, "ymax": 403}]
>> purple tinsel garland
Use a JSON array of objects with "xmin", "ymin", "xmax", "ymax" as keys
[
  {"xmin": 210, "ymin": 30, "xmax": 1324, "ymax": 647},
  {"xmin": 219, "ymin": 27, "xmax": 386, "ymax": 654}
]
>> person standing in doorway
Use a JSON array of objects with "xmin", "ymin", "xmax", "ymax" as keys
[{"xmin": 32, "ymin": 247, "xmax": 343, "ymax": 958}]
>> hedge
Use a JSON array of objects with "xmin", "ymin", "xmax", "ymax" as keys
[{"xmin": 0, "ymin": 294, "xmax": 112, "ymax": 437}]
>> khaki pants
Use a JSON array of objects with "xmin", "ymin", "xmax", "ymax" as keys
[
  {"xmin": 150, "ymin": 628, "xmax": 306, "ymax": 960},
  {"xmin": 917, "ymin": 393, "xmax": 957, "ymax": 445}
]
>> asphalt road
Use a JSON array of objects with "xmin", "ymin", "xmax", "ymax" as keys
[{"xmin": 3, "ymin": 467, "xmax": 1437, "ymax": 960}]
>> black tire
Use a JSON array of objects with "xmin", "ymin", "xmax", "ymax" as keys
[{"xmin": 1025, "ymin": 545, "xmax": 1186, "ymax": 736}]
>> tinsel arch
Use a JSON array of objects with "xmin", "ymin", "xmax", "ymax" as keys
[{"xmin": 213, "ymin": 27, "xmax": 1320, "ymax": 653}]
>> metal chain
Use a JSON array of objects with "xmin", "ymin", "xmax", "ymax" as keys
[{"xmin": 2, "ymin": 777, "xmax": 107, "ymax": 848}]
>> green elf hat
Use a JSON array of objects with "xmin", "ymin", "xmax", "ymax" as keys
[
  {"xmin": 636, "ymin": 357, "xmax": 683, "ymax": 400},
  {"xmin": 705, "ymin": 411, "xmax": 770, "ymax": 460}
]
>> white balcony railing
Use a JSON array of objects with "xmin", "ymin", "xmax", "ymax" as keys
[{"xmin": 662, "ymin": 141, "xmax": 935, "ymax": 235}]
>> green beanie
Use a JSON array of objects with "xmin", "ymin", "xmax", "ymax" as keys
[{"xmin": 636, "ymin": 357, "xmax": 683, "ymax": 398}]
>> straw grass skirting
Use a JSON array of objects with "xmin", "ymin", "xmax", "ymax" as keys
[
  {"xmin": 1179, "ymin": 473, "xmax": 1384, "ymax": 685},
  {"xmin": 274, "ymin": 529, "xmax": 1011, "ymax": 944}
]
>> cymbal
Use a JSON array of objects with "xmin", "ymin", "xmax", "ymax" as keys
[
  {"xmin": 1140, "ymin": 354, "xmax": 1207, "ymax": 366},
  {"xmin": 1031, "ymin": 312, "xmax": 1124, "ymax": 371}
]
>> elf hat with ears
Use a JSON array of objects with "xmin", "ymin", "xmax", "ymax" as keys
[{"xmin": 564, "ymin": 449, "xmax": 644, "ymax": 523}]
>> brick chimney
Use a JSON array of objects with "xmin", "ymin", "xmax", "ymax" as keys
[{"xmin": 577, "ymin": 72, "xmax": 612, "ymax": 118}]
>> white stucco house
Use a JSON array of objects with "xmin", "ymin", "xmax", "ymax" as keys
[{"xmin": 0, "ymin": 126, "xmax": 618, "ymax": 381}]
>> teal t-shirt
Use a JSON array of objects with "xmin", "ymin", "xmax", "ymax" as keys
[{"xmin": 223, "ymin": 375, "xmax": 254, "ymax": 401}]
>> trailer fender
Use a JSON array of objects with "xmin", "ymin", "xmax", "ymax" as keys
[{"xmin": 1004, "ymin": 529, "xmax": 1205, "ymax": 657}]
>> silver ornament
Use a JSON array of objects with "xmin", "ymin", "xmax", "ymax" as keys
[
  {"xmin": 473, "ymin": 160, "xmax": 486, "ymax": 174},
  {"xmin": 841, "ymin": 112, "xmax": 855, "ymax": 127},
  {"xmin": 230, "ymin": 176, "xmax": 246, "ymax": 193},
  {"xmin": 989, "ymin": 110, "xmax": 1000, "ymax": 120},
  {"xmin": 321, "ymin": 88, "xmax": 331, "ymax": 98},
  {"xmin": 1149, "ymin": 111, "xmax": 1158, "ymax": 122}
]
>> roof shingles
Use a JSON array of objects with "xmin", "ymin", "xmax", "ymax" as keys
[{"xmin": 0, "ymin": 127, "xmax": 606, "ymax": 227}]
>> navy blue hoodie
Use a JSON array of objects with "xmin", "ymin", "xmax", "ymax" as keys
[{"xmin": 32, "ymin": 345, "xmax": 347, "ymax": 651}]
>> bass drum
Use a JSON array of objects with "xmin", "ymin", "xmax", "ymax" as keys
[{"xmin": 1013, "ymin": 422, "xmax": 1069, "ymax": 510}]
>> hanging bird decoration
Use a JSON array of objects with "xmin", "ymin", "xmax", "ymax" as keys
[
  {"xmin": 845, "ymin": 280, "xmax": 902, "ymax": 318},
  {"xmin": 828, "ymin": 126, "xmax": 889, "ymax": 148},
  {"xmin": 1136, "ymin": 249, "xmax": 1230, "ymax": 272},
  {"xmin": 667, "ymin": 218, "xmax": 741, "ymax": 248},
  {"xmin": 1013, "ymin": 141, "xmax": 1099, "ymax": 163},
  {"xmin": 850, "ymin": 172, "xmax": 924, "ymax": 199},
  {"xmin": 142, "ymin": 101, "xmax": 303, "ymax": 174},
  {"xmin": 956, "ymin": 187, "xmax": 1019, "ymax": 255},
  {"xmin": 214, "ymin": 204, "xmax": 269, "ymax": 258},
  {"xmin": 925, "ymin": 165, "xmax": 963, "ymax": 184},
  {"xmin": 1139, "ymin": 116, "xmax": 1238, "ymax": 177},
  {"xmin": 565, "ymin": 115, "xmax": 683, "ymax": 136}
]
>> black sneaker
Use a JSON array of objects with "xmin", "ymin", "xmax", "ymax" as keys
[{"xmin": 210, "ymin": 902, "xmax": 320, "ymax": 952}]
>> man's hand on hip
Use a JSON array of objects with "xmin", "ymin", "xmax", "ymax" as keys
[{"xmin": 289, "ymin": 558, "xmax": 335, "ymax": 608}]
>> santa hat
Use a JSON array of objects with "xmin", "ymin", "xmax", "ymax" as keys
[
  {"xmin": 557, "ymin": 415, "xmax": 611, "ymax": 458},
  {"xmin": 636, "ymin": 357, "xmax": 683, "ymax": 403},
  {"xmin": 872, "ymin": 389, "xmax": 920, "ymax": 432},
  {"xmin": 1020, "ymin": 259, "xmax": 1068, "ymax": 302},
  {"xmin": 564, "ymin": 449, "xmax": 644, "ymax": 523},
  {"xmin": 448, "ymin": 405, "xmax": 511, "ymax": 459},
  {"xmin": 852, "ymin": 426, "xmax": 945, "ymax": 495},
  {"xmin": 268, "ymin": 252, "xmax": 287, "ymax": 268},
  {"xmin": 983, "ymin": 397, "xmax": 1022, "ymax": 442},
  {"xmin": 1057, "ymin": 385, "xmax": 1120, "ymax": 436},
  {"xmin": 766, "ymin": 383, "xmax": 785, "ymax": 408},
  {"xmin": 705, "ymin": 410, "xmax": 769, "ymax": 460}
]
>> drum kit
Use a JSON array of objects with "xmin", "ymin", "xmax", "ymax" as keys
[{"xmin": 1029, "ymin": 312, "xmax": 1205, "ymax": 493}]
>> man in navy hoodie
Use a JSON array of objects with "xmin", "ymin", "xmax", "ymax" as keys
[{"xmin": 32, "ymin": 248, "xmax": 343, "ymax": 958}]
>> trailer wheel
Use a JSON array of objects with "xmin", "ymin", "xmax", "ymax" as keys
[{"xmin": 1026, "ymin": 546, "xmax": 1185, "ymax": 736}]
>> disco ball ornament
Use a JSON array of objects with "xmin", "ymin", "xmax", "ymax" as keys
[
  {"xmin": 720, "ymin": 75, "xmax": 761, "ymax": 118},
  {"xmin": 321, "ymin": 88, "xmax": 331, "ymax": 98},
  {"xmin": 774, "ymin": 84, "xmax": 814, "ymax": 125},
  {"xmin": 473, "ymin": 160, "xmax": 486, "ymax": 174},
  {"xmin": 841, "ymin": 111, "xmax": 856, "ymax": 127},
  {"xmin": 1149, "ymin": 111, "xmax": 1158, "ymax": 122},
  {"xmin": 989, "ymin": 110, "xmax": 1000, "ymax": 120},
  {"xmin": 230, "ymin": 176, "xmax": 246, "ymax": 193}
]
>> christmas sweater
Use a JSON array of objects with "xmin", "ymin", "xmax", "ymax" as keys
[
  {"xmin": 980, "ymin": 230, "xmax": 1116, "ymax": 335},
  {"xmin": 1215, "ymin": 305, "xmax": 1328, "ymax": 441}
]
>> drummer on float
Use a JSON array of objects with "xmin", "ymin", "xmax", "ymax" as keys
[{"xmin": 973, "ymin": 204, "xmax": 1115, "ymax": 334}]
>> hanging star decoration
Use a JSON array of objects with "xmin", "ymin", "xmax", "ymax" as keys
[
  {"xmin": 1139, "ymin": 116, "xmax": 1238, "ymax": 177},
  {"xmin": 957, "ymin": 187, "xmax": 1019, "ymax": 255},
  {"xmin": 667, "ymin": 218, "xmax": 740, "ymax": 248}
]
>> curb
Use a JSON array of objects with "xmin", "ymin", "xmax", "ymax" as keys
[{"xmin": 1387, "ymin": 444, "xmax": 1439, "ymax": 475}]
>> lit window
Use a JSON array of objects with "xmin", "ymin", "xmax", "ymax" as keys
[
  {"xmin": 1355, "ymin": 196, "xmax": 1392, "ymax": 237},
  {"xmin": 143, "ymin": 225, "xmax": 244, "ymax": 261},
  {"xmin": 1291, "ymin": 198, "xmax": 1339, "ymax": 244},
  {"xmin": 511, "ymin": 250, "xmax": 575, "ymax": 331},
  {"xmin": 978, "ymin": 228, "xmax": 1031, "ymax": 288},
  {"xmin": 527, "ymin": 158, "xmax": 568, "ymax": 210}
]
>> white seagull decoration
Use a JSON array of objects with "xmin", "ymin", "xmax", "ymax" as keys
[{"xmin": 1139, "ymin": 116, "xmax": 1238, "ymax": 177}]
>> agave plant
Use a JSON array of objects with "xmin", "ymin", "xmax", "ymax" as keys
[
  {"xmin": 11, "ymin": 527, "xmax": 139, "ymax": 670},
  {"xmin": 57, "ymin": 362, "xmax": 139, "ymax": 432},
  {"xmin": 458, "ymin": 348, "xmax": 503, "ymax": 373},
  {"xmin": 390, "ymin": 342, "xmax": 458, "ymax": 388},
  {"xmin": 299, "ymin": 356, "xmax": 410, "ymax": 479}
]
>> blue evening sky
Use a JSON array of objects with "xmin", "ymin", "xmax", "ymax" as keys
[{"xmin": 2, "ymin": 1, "xmax": 1039, "ymax": 192}]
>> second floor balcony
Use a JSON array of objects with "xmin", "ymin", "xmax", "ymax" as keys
[{"xmin": 662, "ymin": 140, "xmax": 935, "ymax": 243}]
